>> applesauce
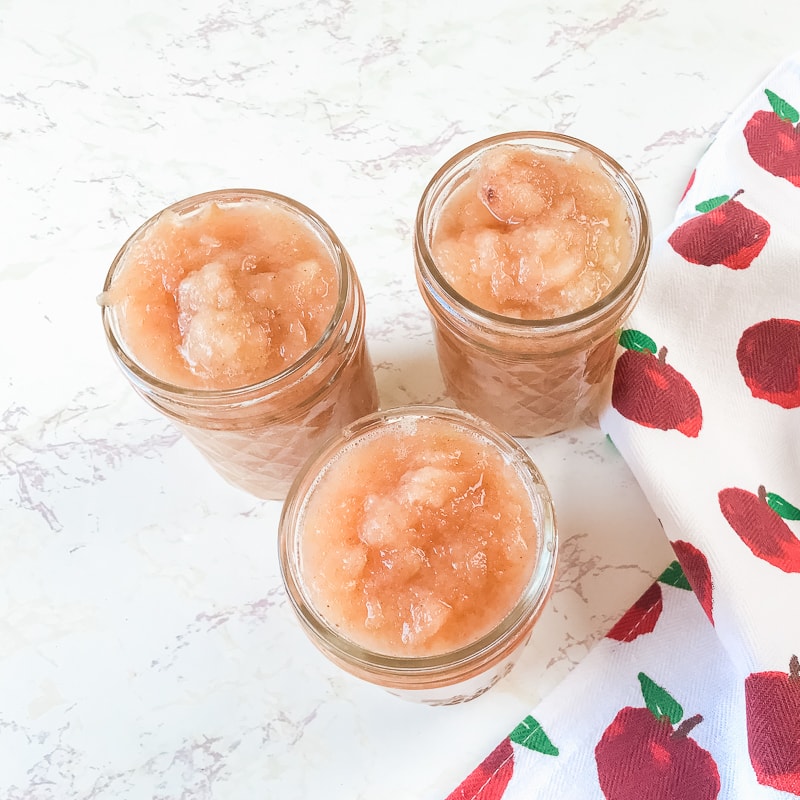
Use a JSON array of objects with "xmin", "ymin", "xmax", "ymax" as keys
[
  {"xmin": 101, "ymin": 189, "xmax": 378, "ymax": 500},
  {"xmin": 101, "ymin": 196, "xmax": 341, "ymax": 390},
  {"xmin": 415, "ymin": 132, "xmax": 651, "ymax": 437},
  {"xmin": 279, "ymin": 406, "xmax": 558, "ymax": 704}
]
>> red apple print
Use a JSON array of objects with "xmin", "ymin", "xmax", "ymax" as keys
[
  {"xmin": 446, "ymin": 737, "xmax": 514, "ymax": 800},
  {"xmin": 670, "ymin": 540, "xmax": 714, "ymax": 624},
  {"xmin": 446, "ymin": 716, "xmax": 559, "ymax": 800},
  {"xmin": 718, "ymin": 485, "xmax": 800, "ymax": 573},
  {"xmin": 744, "ymin": 89, "xmax": 800, "ymax": 187},
  {"xmin": 607, "ymin": 582, "xmax": 663, "ymax": 642},
  {"xmin": 595, "ymin": 672, "xmax": 720, "ymax": 800},
  {"xmin": 612, "ymin": 330, "xmax": 702, "ymax": 437},
  {"xmin": 667, "ymin": 190, "xmax": 770, "ymax": 270},
  {"xmin": 679, "ymin": 169, "xmax": 696, "ymax": 202},
  {"xmin": 745, "ymin": 655, "xmax": 800, "ymax": 794},
  {"xmin": 737, "ymin": 318, "xmax": 800, "ymax": 408},
  {"xmin": 606, "ymin": 560, "xmax": 707, "ymax": 642}
]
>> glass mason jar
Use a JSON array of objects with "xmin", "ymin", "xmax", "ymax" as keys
[
  {"xmin": 414, "ymin": 132, "xmax": 651, "ymax": 437},
  {"xmin": 278, "ymin": 405, "xmax": 558, "ymax": 705},
  {"xmin": 101, "ymin": 189, "xmax": 379, "ymax": 501}
]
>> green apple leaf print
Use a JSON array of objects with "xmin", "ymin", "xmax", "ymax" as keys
[
  {"xmin": 657, "ymin": 560, "xmax": 692, "ymax": 591},
  {"xmin": 765, "ymin": 88, "xmax": 800, "ymax": 123},
  {"xmin": 638, "ymin": 672, "xmax": 684, "ymax": 725},
  {"xmin": 509, "ymin": 715, "xmax": 559, "ymax": 756}
]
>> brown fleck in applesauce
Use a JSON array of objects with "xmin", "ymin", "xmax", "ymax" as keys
[
  {"xmin": 100, "ymin": 189, "xmax": 378, "ymax": 500},
  {"xmin": 415, "ymin": 132, "xmax": 651, "ymax": 437},
  {"xmin": 279, "ymin": 406, "xmax": 558, "ymax": 704}
]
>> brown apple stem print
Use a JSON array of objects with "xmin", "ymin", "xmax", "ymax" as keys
[
  {"xmin": 744, "ymin": 88, "xmax": 800, "ymax": 187},
  {"xmin": 745, "ymin": 655, "xmax": 800, "ymax": 794},
  {"xmin": 594, "ymin": 672, "xmax": 720, "ymax": 799},
  {"xmin": 668, "ymin": 190, "xmax": 770, "ymax": 269},
  {"xmin": 612, "ymin": 330, "xmax": 703, "ymax": 437},
  {"xmin": 737, "ymin": 318, "xmax": 800, "ymax": 408},
  {"xmin": 719, "ymin": 485, "xmax": 800, "ymax": 573}
]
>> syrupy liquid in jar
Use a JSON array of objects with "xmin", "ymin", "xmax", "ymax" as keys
[
  {"xmin": 101, "ymin": 190, "xmax": 378, "ymax": 500},
  {"xmin": 301, "ymin": 415, "xmax": 538, "ymax": 657},
  {"xmin": 431, "ymin": 144, "xmax": 633, "ymax": 319},
  {"xmin": 279, "ymin": 406, "xmax": 558, "ymax": 704},
  {"xmin": 415, "ymin": 132, "xmax": 650, "ymax": 438}
]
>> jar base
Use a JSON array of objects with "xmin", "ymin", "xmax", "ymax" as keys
[{"xmin": 385, "ymin": 653, "xmax": 521, "ymax": 706}]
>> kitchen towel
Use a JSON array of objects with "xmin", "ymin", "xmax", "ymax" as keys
[{"xmin": 446, "ymin": 53, "xmax": 800, "ymax": 799}]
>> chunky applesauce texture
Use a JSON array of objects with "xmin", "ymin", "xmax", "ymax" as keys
[
  {"xmin": 300, "ymin": 417, "xmax": 539, "ymax": 657},
  {"xmin": 100, "ymin": 198, "xmax": 338, "ymax": 389},
  {"xmin": 432, "ymin": 144, "xmax": 634, "ymax": 318}
]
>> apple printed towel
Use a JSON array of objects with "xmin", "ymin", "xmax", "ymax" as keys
[{"xmin": 445, "ymin": 54, "xmax": 800, "ymax": 800}]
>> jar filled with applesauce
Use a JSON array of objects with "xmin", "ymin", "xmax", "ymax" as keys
[
  {"xmin": 414, "ymin": 132, "xmax": 651, "ymax": 437},
  {"xmin": 100, "ymin": 189, "xmax": 379, "ymax": 500},
  {"xmin": 278, "ymin": 405, "xmax": 558, "ymax": 705}
]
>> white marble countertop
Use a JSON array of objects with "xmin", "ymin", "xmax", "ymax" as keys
[{"xmin": 2, "ymin": 2, "xmax": 799, "ymax": 797}]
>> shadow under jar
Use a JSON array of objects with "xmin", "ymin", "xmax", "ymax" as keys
[
  {"xmin": 100, "ymin": 189, "xmax": 378, "ymax": 500},
  {"xmin": 414, "ymin": 132, "xmax": 651, "ymax": 437},
  {"xmin": 278, "ymin": 405, "xmax": 558, "ymax": 705}
]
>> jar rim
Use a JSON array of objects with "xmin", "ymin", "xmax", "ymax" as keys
[
  {"xmin": 278, "ymin": 404, "xmax": 559, "ymax": 682},
  {"xmin": 414, "ymin": 130, "xmax": 652, "ymax": 336},
  {"xmin": 100, "ymin": 188, "xmax": 354, "ymax": 403}
]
